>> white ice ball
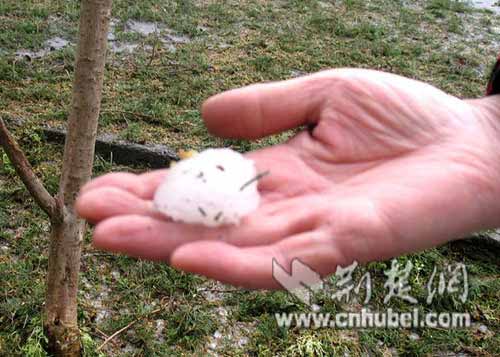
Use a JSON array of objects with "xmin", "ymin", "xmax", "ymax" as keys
[{"xmin": 153, "ymin": 148, "xmax": 261, "ymax": 227}]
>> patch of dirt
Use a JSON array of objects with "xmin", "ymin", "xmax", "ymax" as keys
[
  {"xmin": 15, "ymin": 36, "xmax": 71, "ymax": 60},
  {"xmin": 108, "ymin": 19, "xmax": 192, "ymax": 55},
  {"xmin": 196, "ymin": 281, "xmax": 256, "ymax": 355}
]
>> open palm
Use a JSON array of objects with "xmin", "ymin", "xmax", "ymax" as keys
[{"xmin": 77, "ymin": 69, "xmax": 500, "ymax": 288}]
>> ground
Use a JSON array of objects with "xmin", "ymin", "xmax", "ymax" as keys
[{"xmin": 0, "ymin": 0, "xmax": 499, "ymax": 356}]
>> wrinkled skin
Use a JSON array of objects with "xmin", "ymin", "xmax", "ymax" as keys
[{"xmin": 77, "ymin": 69, "xmax": 500, "ymax": 289}]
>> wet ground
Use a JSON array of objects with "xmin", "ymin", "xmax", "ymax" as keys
[
  {"xmin": 471, "ymin": 0, "xmax": 500, "ymax": 14},
  {"xmin": 15, "ymin": 19, "xmax": 192, "ymax": 60}
]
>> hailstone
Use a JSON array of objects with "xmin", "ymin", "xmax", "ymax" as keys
[{"xmin": 153, "ymin": 148, "xmax": 262, "ymax": 227}]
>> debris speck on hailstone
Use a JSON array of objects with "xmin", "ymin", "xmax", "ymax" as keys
[{"xmin": 154, "ymin": 148, "xmax": 263, "ymax": 227}]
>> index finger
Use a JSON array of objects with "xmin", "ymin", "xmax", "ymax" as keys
[
  {"xmin": 80, "ymin": 169, "xmax": 168, "ymax": 199},
  {"xmin": 201, "ymin": 70, "xmax": 335, "ymax": 139}
]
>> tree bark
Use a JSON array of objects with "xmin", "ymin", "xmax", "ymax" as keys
[{"xmin": 44, "ymin": 1, "xmax": 113, "ymax": 355}]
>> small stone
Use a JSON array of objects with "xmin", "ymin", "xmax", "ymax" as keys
[
  {"xmin": 95, "ymin": 309, "xmax": 111, "ymax": 324},
  {"xmin": 123, "ymin": 343, "xmax": 137, "ymax": 354},
  {"xmin": 208, "ymin": 342, "xmax": 218, "ymax": 350},
  {"xmin": 238, "ymin": 337, "xmax": 249, "ymax": 346},
  {"xmin": 409, "ymin": 332, "xmax": 420, "ymax": 341},
  {"xmin": 478, "ymin": 324, "xmax": 488, "ymax": 333},
  {"xmin": 311, "ymin": 304, "xmax": 321, "ymax": 312}
]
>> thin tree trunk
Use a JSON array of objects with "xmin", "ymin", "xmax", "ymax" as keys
[{"xmin": 44, "ymin": 1, "xmax": 113, "ymax": 355}]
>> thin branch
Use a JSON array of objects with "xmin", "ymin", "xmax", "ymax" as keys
[
  {"xmin": 96, "ymin": 307, "xmax": 162, "ymax": 351},
  {"xmin": 197, "ymin": 288, "xmax": 239, "ymax": 294},
  {"xmin": 147, "ymin": 40, "xmax": 157, "ymax": 68},
  {"xmin": 0, "ymin": 117, "xmax": 59, "ymax": 220},
  {"xmin": 94, "ymin": 327, "xmax": 109, "ymax": 339},
  {"xmin": 100, "ymin": 109, "xmax": 159, "ymax": 122},
  {"xmin": 96, "ymin": 319, "xmax": 136, "ymax": 352}
]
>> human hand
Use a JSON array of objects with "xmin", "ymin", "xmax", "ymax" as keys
[{"xmin": 77, "ymin": 69, "xmax": 500, "ymax": 289}]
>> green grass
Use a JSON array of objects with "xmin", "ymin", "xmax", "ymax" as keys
[{"xmin": 1, "ymin": 0, "xmax": 500, "ymax": 355}]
